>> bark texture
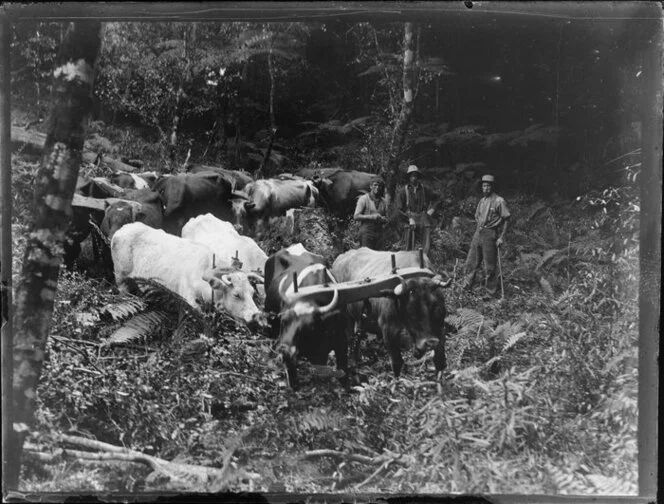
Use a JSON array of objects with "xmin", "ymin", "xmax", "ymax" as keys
[
  {"xmin": 384, "ymin": 22, "xmax": 415, "ymax": 200},
  {"xmin": 9, "ymin": 21, "xmax": 102, "ymax": 490}
]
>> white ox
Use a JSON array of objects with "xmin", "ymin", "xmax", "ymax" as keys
[
  {"xmin": 181, "ymin": 214, "xmax": 268, "ymax": 274},
  {"xmin": 111, "ymin": 222, "xmax": 266, "ymax": 328},
  {"xmin": 233, "ymin": 177, "xmax": 318, "ymax": 235}
]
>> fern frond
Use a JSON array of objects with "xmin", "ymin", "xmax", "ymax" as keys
[
  {"xmin": 446, "ymin": 308, "xmax": 483, "ymax": 330},
  {"xmin": 586, "ymin": 474, "xmax": 637, "ymax": 495},
  {"xmin": 300, "ymin": 409, "xmax": 346, "ymax": 433},
  {"xmin": 99, "ymin": 297, "xmax": 146, "ymax": 321},
  {"xmin": 452, "ymin": 366, "xmax": 480, "ymax": 381},
  {"xmin": 547, "ymin": 465, "xmax": 589, "ymax": 494},
  {"xmin": 502, "ymin": 331, "xmax": 528, "ymax": 352},
  {"xmin": 104, "ymin": 310, "xmax": 173, "ymax": 346},
  {"xmin": 536, "ymin": 249, "xmax": 562, "ymax": 272},
  {"xmin": 539, "ymin": 277, "xmax": 554, "ymax": 297}
]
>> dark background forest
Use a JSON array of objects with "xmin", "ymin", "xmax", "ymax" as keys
[
  {"xmin": 6, "ymin": 3, "xmax": 658, "ymax": 496},
  {"xmin": 10, "ymin": 10, "xmax": 645, "ymax": 198}
]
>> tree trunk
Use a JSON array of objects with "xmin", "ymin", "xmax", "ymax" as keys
[
  {"xmin": 169, "ymin": 23, "xmax": 196, "ymax": 171},
  {"xmin": 384, "ymin": 22, "xmax": 415, "ymax": 200},
  {"xmin": 8, "ymin": 21, "xmax": 102, "ymax": 491},
  {"xmin": 257, "ymin": 47, "xmax": 277, "ymax": 179}
]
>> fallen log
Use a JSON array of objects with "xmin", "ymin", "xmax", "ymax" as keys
[{"xmin": 11, "ymin": 126, "xmax": 142, "ymax": 173}]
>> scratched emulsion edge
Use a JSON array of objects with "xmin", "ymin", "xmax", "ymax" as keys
[
  {"xmin": 637, "ymin": 2, "xmax": 662, "ymax": 501},
  {"xmin": 1, "ymin": 7, "xmax": 16, "ymax": 501},
  {"xmin": 0, "ymin": 2, "xmax": 660, "ymax": 504}
]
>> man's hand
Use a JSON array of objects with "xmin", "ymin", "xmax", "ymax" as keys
[
  {"xmin": 426, "ymin": 208, "xmax": 435, "ymax": 217},
  {"xmin": 408, "ymin": 217, "xmax": 416, "ymax": 227},
  {"xmin": 496, "ymin": 237, "xmax": 504, "ymax": 248}
]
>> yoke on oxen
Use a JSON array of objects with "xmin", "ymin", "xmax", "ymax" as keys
[{"xmin": 280, "ymin": 248, "xmax": 451, "ymax": 309}]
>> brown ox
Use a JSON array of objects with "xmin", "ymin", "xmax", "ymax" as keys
[{"xmin": 332, "ymin": 248, "xmax": 451, "ymax": 377}]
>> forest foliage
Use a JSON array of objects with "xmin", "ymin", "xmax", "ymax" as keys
[
  {"xmin": 11, "ymin": 18, "xmax": 643, "ymax": 195},
  {"xmin": 8, "ymin": 15, "xmax": 647, "ymax": 496}
]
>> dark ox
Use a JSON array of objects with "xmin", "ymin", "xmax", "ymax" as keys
[
  {"xmin": 312, "ymin": 170, "xmax": 383, "ymax": 217},
  {"xmin": 295, "ymin": 166, "xmax": 343, "ymax": 180},
  {"xmin": 100, "ymin": 189, "xmax": 164, "ymax": 240},
  {"xmin": 186, "ymin": 164, "xmax": 254, "ymax": 191},
  {"xmin": 234, "ymin": 178, "xmax": 318, "ymax": 235},
  {"xmin": 264, "ymin": 244, "xmax": 350, "ymax": 389},
  {"xmin": 108, "ymin": 171, "xmax": 159, "ymax": 190},
  {"xmin": 64, "ymin": 176, "xmax": 127, "ymax": 269},
  {"xmin": 152, "ymin": 171, "xmax": 246, "ymax": 236},
  {"xmin": 332, "ymin": 248, "xmax": 451, "ymax": 377}
]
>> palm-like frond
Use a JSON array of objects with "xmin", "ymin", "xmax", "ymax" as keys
[
  {"xmin": 446, "ymin": 308, "xmax": 484, "ymax": 334},
  {"xmin": 98, "ymin": 297, "xmax": 146, "ymax": 322},
  {"xmin": 104, "ymin": 310, "xmax": 172, "ymax": 346},
  {"xmin": 299, "ymin": 409, "xmax": 347, "ymax": 433}
]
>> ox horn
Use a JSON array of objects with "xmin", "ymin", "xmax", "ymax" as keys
[
  {"xmin": 315, "ymin": 288, "xmax": 339, "ymax": 314},
  {"xmin": 393, "ymin": 276, "xmax": 408, "ymax": 296},
  {"xmin": 432, "ymin": 274, "xmax": 452, "ymax": 288},
  {"xmin": 278, "ymin": 275, "xmax": 293, "ymax": 303},
  {"xmin": 246, "ymin": 272, "xmax": 264, "ymax": 284}
]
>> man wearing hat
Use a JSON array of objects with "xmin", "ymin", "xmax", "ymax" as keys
[
  {"xmin": 354, "ymin": 177, "xmax": 388, "ymax": 249},
  {"xmin": 463, "ymin": 174, "xmax": 511, "ymax": 298},
  {"xmin": 396, "ymin": 165, "xmax": 439, "ymax": 256}
]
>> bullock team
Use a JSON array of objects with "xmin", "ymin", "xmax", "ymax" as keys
[{"xmin": 68, "ymin": 164, "xmax": 508, "ymax": 389}]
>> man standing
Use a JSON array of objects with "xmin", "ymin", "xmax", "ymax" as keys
[
  {"xmin": 354, "ymin": 178, "xmax": 388, "ymax": 250},
  {"xmin": 463, "ymin": 174, "xmax": 511, "ymax": 299},
  {"xmin": 396, "ymin": 165, "xmax": 437, "ymax": 256}
]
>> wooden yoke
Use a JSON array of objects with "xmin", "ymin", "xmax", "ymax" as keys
[{"xmin": 285, "ymin": 266, "xmax": 437, "ymax": 307}]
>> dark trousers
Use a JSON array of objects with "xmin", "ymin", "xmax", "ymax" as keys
[
  {"xmin": 402, "ymin": 214, "xmax": 432, "ymax": 256},
  {"xmin": 464, "ymin": 227, "xmax": 500, "ymax": 294},
  {"xmin": 359, "ymin": 226, "xmax": 383, "ymax": 250}
]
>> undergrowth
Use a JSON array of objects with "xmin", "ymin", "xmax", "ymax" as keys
[{"xmin": 12, "ymin": 139, "xmax": 639, "ymax": 494}]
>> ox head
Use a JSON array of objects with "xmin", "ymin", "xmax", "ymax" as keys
[
  {"xmin": 202, "ymin": 267, "xmax": 268, "ymax": 331},
  {"xmin": 108, "ymin": 172, "xmax": 137, "ymax": 190},
  {"xmin": 391, "ymin": 274, "xmax": 451, "ymax": 359},
  {"xmin": 230, "ymin": 190, "xmax": 251, "ymax": 233},
  {"xmin": 304, "ymin": 181, "xmax": 319, "ymax": 207},
  {"xmin": 100, "ymin": 200, "xmax": 144, "ymax": 240},
  {"xmin": 274, "ymin": 269, "xmax": 339, "ymax": 365}
]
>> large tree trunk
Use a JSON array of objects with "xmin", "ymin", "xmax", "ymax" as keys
[
  {"xmin": 384, "ymin": 22, "xmax": 415, "ymax": 200},
  {"xmin": 8, "ymin": 21, "xmax": 102, "ymax": 490}
]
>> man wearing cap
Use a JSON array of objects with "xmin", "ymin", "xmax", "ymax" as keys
[
  {"xmin": 396, "ymin": 165, "xmax": 440, "ymax": 256},
  {"xmin": 463, "ymin": 174, "xmax": 511, "ymax": 298},
  {"xmin": 354, "ymin": 178, "xmax": 388, "ymax": 250}
]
